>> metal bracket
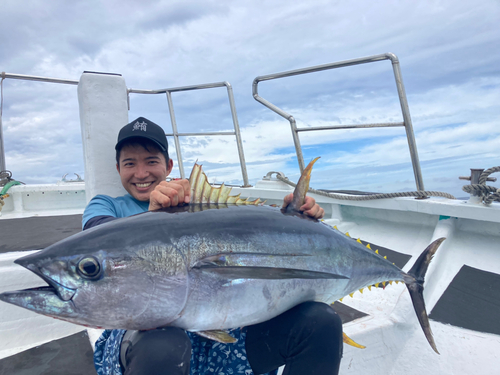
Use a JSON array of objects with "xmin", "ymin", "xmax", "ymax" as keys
[
  {"xmin": 61, "ymin": 173, "xmax": 84, "ymax": 183},
  {"xmin": 263, "ymin": 171, "xmax": 287, "ymax": 180},
  {"xmin": 0, "ymin": 170, "xmax": 12, "ymax": 186}
]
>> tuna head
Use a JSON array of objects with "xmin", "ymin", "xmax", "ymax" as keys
[{"xmin": 0, "ymin": 224, "xmax": 189, "ymax": 330}]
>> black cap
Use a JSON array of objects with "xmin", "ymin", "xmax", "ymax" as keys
[{"xmin": 115, "ymin": 117, "xmax": 168, "ymax": 152}]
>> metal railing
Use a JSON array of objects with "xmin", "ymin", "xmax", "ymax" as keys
[
  {"xmin": 0, "ymin": 72, "xmax": 79, "ymax": 172},
  {"xmin": 0, "ymin": 73, "xmax": 250, "ymax": 187},
  {"xmin": 252, "ymin": 52, "xmax": 425, "ymax": 191},
  {"xmin": 128, "ymin": 82, "xmax": 250, "ymax": 186}
]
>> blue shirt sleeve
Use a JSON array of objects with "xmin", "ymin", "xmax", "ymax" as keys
[
  {"xmin": 82, "ymin": 194, "xmax": 150, "ymax": 229},
  {"xmin": 82, "ymin": 195, "xmax": 120, "ymax": 230}
]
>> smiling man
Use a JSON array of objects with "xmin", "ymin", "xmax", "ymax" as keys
[
  {"xmin": 82, "ymin": 117, "xmax": 341, "ymax": 375},
  {"xmin": 83, "ymin": 117, "xmax": 323, "ymax": 230}
]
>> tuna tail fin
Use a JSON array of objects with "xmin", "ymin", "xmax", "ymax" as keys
[
  {"xmin": 287, "ymin": 157, "xmax": 320, "ymax": 212},
  {"xmin": 404, "ymin": 237, "xmax": 446, "ymax": 355}
]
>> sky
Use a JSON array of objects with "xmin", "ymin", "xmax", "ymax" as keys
[{"xmin": 0, "ymin": 0, "xmax": 499, "ymax": 198}]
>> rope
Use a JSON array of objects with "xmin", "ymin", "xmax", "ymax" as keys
[
  {"xmin": 275, "ymin": 174, "xmax": 456, "ymax": 200},
  {"xmin": 0, "ymin": 179, "xmax": 22, "ymax": 195},
  {"xmin": 462, "ymin": 166, "xmax": 500, "ymax": 205}
]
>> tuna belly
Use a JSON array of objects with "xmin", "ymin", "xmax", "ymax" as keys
[{"xmin": 171, "ymin": 273, "xmax": 350, "ymax": 331}]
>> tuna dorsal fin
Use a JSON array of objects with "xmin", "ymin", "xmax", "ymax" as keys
[
  {"xmin": 287, "ymin": 157, "xmax": 320, "ymax": 212},
  {"xmin": 188, "ymin": 162, "xmax": 264, "ymax": 205}
]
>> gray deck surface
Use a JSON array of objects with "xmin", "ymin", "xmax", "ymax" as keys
[
  {"xmin": 0, "ymin": 215, "xmax": 82, "ymax": 253},
  {"xmin": 0, "ymin": 332, "xmax": 95, "ymax": 375}
]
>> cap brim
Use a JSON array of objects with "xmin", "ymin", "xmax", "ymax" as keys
[{"xmin": 115, "ymin": 135, "xmax": 167, "ymax": 152}]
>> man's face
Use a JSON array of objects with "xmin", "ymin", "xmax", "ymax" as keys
[{"xmin": 117, "ymin": 144, "xmax": 173, "ymax": 201}]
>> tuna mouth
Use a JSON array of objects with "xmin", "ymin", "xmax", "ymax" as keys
[{"xmin": 16, "ymin": 262, "xmax": 77, "ymax": 302}]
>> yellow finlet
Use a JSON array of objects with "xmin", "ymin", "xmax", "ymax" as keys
[
  {"xmin": 333, "ymin": 225, "xmax": 338, "ymax": 230},
  {"xmin": 196, "ymin": 330, "xmax": 237, "ymax": 343},
  {"xmin": 366, "ymin": 243, "xmax": 372, "ymax": 250},
  {"xmin": 375, "ymin": 283, "xmax": 379, "ymax": 288},
  {"xmin": 339, "ymin": 298, "xmax": 343, "ymax": 302},
  {"xmin": 382, "ymin": 281, "xmax": 386, "ymax": 287},
  {"xmin": 356, "ymin": 238, "xmax": 362, "ymax": 244},
  {"xmin": 384, "ymin": 256, "xmax": 387, "ymax": 259},
  {"xmin": 343, "ymin": 332, "xmax": 366, "ymax": 349},
  {"xmin": 349, "ymin": 292, "xmax": 354, "ymax": 298},
  {"xmin": 345, "ymin": 232, "xmax": 351, "ymax": 238},
  {"xmin": 367, "ymin": 285, "xmax": 372, "ymax": 291},
  {"xmin": 375, "ymin": 249, "xmax": 379, "ymax": 254},
  {"xmin": 359, "ymin": 288, "xmax": 364, "ymax": 294},
  {"xmin": 389, "ymin": 281, "xmax": 393, "ymax": 285}
]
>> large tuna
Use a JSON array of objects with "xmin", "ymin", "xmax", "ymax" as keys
[{"xmin": 0, "ymin": 159, "xmax": 442, "ymax": 353}]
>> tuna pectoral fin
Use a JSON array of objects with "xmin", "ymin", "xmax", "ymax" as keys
[
  {"xmin": 197, "ymin": 266, "xmax": 349, "ymax": 280},
  {"xmin": 404, "ymin": 237, "xmax": 446, "ymax": 355},
  {"xmin": 343, "ymin": 332, "xmax": 366, "ymax": 349},
  {"xmin": 195, "ymin": 330, "xmax": 238, "ymax": 343}
]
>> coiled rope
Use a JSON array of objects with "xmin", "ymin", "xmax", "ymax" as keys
[
  {"xmin": 462, "ymin": 166, "xmax": 500, "ymax": 205},
  {"xmin": 275, "ymin": 174, "xmax": 456, "ymax": 201}
]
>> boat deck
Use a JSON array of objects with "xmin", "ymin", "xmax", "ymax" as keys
[{"xmin": 1, "ymin": 181, "xmax": 500, "ymax": 374}]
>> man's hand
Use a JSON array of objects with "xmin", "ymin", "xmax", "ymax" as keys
[
  {"xmin": 282, "ymin": 194, "xmax": 325, "ymax": 219},
  {"xmin": 149, "ymin": 179, "xmax": 191, "ymax": 211}
]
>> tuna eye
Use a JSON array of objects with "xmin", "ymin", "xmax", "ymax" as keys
[{"xmin": 77, "ymin": 257, "xmax": 101, "ymax": 278}]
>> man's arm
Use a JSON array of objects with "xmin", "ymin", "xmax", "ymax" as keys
[{"xmin": 83, "ymin": 215, "xmax": 118, "ymax": 230}]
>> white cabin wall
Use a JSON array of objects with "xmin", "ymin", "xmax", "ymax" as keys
[{"xmin": 78, "ymin": 72, "xmax": 129, "ymax": 202}]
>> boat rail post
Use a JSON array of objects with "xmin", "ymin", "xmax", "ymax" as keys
[
  {"xmin": 0, "ymin": 72, "xmax": 5, "ymax": 172},
  {"xmin": 165, "ymin": 90, "xmax": 186, "ymax": 179},
  {"xmin": 386, "ymin": 53, "xmax": 425, "ymax": 191},
  {"xmin": 0, "ymin": 111, "xmax": 5, "ymax": 173},
  {"xmin": 224, "ymin": 81, "xmax": 251, "ymax": 187},
  {"xmin": 78, "ymin": 71, "xmax": 129, "ymax": 201}
]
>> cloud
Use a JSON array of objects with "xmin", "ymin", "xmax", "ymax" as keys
[{"xmin": 0, "ymin": 0, "xmax": 498, "ymax": 198}]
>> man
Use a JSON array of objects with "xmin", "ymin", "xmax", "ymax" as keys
[{"xmin": 84, "ymin": 117, "xmax": 342, "ymax": 375}]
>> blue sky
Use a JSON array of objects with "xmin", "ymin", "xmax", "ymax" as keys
[{"xmin": 1, "ymin": 0, "xmax": 499, "ymax": 198}]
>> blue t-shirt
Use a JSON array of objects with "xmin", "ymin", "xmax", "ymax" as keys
[
  {"xmin": 84, "ymin": 194, "xmax": 277, "ymax": 375},
  {"xmin": 82, "ymin": 194, "xmax": 150, "ymax": 229}
]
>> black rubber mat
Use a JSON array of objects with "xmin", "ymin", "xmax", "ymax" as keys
[
  {"xmin": 0, "ymin": 215, "xmax": 82, "ymax": 253},
  {"xmin": 0, "ymin": 331, "xmax": 95, "ymax": 375},
  {"xmin": 356, "ymin": 238, "xmax": 412, "ymax": 269},
  {"xmin": 430, "ymin": 265, "xmax": 500, "ymax": 336}
]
